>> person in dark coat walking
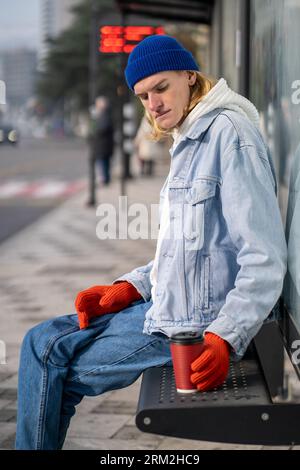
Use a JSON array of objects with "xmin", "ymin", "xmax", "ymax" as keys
[{"xmin": 90, "ymin": 96, "xmax": 114, "ymax": 185}]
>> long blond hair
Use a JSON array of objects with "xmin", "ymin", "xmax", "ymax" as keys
[{"xmin": 144, "ymin": 71, "xmax": 216, "ymax": 141}]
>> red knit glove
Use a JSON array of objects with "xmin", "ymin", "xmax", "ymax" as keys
[
  {"xmin": 190, "ymin": 333, "xmax": 230, "ymax": 391},
  {"xmin": 75, "ymin": 281, "xmax": 142, "ymax": 329}
]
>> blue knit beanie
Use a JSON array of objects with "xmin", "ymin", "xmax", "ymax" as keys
[{"xmin": 125, "ymin": 35, "xmax": 200, "ymax": 91}]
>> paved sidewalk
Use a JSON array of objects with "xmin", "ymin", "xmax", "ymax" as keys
[{"xmin": 0, "ymin": 157, "xmax": 291, "ymax": 450}]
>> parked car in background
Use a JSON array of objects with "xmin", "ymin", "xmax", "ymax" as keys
[{"xmin": 0, "ymin": 123, "xmax": 19, "ymax": 144}]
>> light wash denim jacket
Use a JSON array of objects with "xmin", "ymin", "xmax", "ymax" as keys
[{"xmin": 114, "ymin": 108, "xmax": 287, "ymax": 359}]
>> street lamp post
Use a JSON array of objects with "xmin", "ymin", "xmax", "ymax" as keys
[{"xmin": 87, "ymin": 0, "xmax": 98, "ymax": 206}]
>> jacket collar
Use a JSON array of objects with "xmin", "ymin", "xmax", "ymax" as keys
[{"xmin": 170, "ymin": 108, "xmax": 224, "ymax": 154}]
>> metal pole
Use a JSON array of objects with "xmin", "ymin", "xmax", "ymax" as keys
[
  {"xmin": 87, "ymin": 0, "xmax": 98, "ymax": 206},
  {"xmin": 119, "ymin": 8, "xmax": 127, "ymax": 197}
]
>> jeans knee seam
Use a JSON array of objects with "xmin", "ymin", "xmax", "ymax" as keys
[{"xmin": 41, "ymin": 325, "xmax": 78, "ymax": 366}]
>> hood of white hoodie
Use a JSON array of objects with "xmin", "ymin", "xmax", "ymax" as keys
[{"xmin": 172, "ymin": 78, "xmax": 260, "ymax": 148}]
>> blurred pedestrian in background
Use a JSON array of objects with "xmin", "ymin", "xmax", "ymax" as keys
[
  {"xmin": 133, "ymin": 114, "xmax": 170, "ymax": 176},
  {"xmin": 89, "ymin": 96, "xmax": 114, "ymax": 185}
]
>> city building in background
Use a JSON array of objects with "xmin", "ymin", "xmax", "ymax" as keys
[
  {"xmin": 0, "ymin": 49, "xmax": 37, "ymax": 107},
  {"xmin": 39, "ymin": 0, "xmax": 79, "ymax": 66}
]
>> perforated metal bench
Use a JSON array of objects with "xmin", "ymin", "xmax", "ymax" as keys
[{"xmin": 136, "ymin": 320, "xmax": 300, "ymax": 445}]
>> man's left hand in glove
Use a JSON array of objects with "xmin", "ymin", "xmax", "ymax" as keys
[{"xmin": 190, "ymin": 332, "xmax": 231, "ymax": 391}]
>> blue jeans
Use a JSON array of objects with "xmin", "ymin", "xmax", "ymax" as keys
[
  {"xmin": 97, "ymin": 157, "xmax": 111, "ymax": 184},
  {"xmin": 15, "ymin": 300, "xmax": 172, "ymax": 450}
]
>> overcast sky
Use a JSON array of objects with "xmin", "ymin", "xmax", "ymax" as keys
[{"xmin": 0, "ymin": 0, "xmax": 40, "ymax": 50}]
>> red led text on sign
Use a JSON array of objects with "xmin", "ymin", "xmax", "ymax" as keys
[{"xmin": 100, "ymin": 26, "xmax": 165, "ymax": 53}]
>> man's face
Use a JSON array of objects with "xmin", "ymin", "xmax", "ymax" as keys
[{"xmin": 134, "ymin": 71, "xmax": 196, "ymax": 129}]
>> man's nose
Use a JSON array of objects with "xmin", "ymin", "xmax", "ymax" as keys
[{"xmin": 148, "ymin": 93, "xmax": 162, "ymax": 112}]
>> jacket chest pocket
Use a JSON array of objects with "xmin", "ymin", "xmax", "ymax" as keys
[{"xmin": 183, "ymin": 180, "xmax": 218, "ymax": 251}]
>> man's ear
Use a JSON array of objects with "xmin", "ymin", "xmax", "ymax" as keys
[{"xmin": 187, "ymin": 71, "xmax": 196, "ymax": 86}]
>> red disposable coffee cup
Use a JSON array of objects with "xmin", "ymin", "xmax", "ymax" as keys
[{"xmin": 170, "ymin": 332, "xmax": 204, "ymax": 394}]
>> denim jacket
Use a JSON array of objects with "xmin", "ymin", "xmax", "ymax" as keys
[{"xmin": 114, "ymin": 108, "xmax": 287, "ymax": 359}]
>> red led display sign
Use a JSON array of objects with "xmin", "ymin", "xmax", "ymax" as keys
[{"xmin": 100, "ymin": 26, "xmax": 165, "ymax": 53}]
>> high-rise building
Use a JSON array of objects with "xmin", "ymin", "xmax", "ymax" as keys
[
  {"xmin": 40, "ymin": 0, "xmax": 79, "ymax": 65},
  {"xmin": 0, "ymin": 49, "xmax": 37, "ymax": 106}
]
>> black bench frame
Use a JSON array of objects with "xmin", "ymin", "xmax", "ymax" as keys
[{"xmin": 136, "ymin": 304, "xmax": 300, "ymax": 445}]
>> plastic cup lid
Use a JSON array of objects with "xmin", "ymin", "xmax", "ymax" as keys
[{"xmin": 170, "ymin": 331, "xmax": 203, "ymax": 344}]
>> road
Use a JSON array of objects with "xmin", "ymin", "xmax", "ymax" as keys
[{"xmin": 0, "ymin": 136, "xmax": 90, "ymax": 244}]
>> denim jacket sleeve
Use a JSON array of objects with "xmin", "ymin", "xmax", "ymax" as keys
[
  {"xmin": 205, "ymin": 144, "xmax": 287, "ymax": 360},
  {"xmin": 113, "ymin": 260, "xmax": 154, "ymax": 301}
]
